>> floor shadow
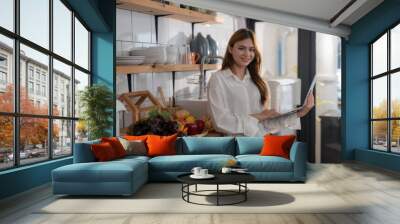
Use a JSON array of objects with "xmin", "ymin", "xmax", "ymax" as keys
[{"xmin": 202, "ymin": 190, "xmax": 295, "ymax": 207}]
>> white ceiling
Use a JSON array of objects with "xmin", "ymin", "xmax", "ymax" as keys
[
  {"xmin": 170, "ymin": 0, "xmax": 384, "ymax": 37},
  {"xmin": 225, "ymin": 0, "xmax": 352, "ymax": 23}
]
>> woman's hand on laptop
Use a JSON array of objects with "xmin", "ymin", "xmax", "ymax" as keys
[
  {"xmin": 297, "ymin": 93, "xmax": 315, "ymax": 117},
  {"xmin": 251, "ymin": 109, "xmax": 281, "ymax": 121}
]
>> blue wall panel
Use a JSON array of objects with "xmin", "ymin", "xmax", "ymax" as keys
[
  {"xmin": 355, "ymin": 149, "xmax": 400, "ymax": 172},
  {"xmin": 342, "ymin": 44, "xmax": 369, "ymax": 160},
  {"xmin": 92, "ymin": 33, "xmax": 114, "ymax": 86},
  {"xmin": 0, "ymin": 158, "xmax": 72, "ymax": 199},
  {"xmin": 65, "ymin": 0, "xmax": 110, "ymax": 32},
  {"xmin": 344, "ymin": 0, "xmax": 400, "ymax": 171},
  {"xmin": 91, "ymin": 0, "xmax": 116, "ymax": 136},
  {"xmin": 92, "ymin": 42, "xmax": 115, "ymax": 134}
]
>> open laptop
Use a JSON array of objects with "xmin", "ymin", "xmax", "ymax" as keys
[{"xmin": 272, "ymin": 75, "xmax": 317, "ymax": 118}]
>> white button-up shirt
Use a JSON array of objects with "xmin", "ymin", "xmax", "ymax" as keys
[{"xmin": 207, "ymin": 68, "xmax": 301, "ymax": 136}]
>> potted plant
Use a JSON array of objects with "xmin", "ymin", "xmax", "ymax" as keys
[{"xmin": 79, "ymin": 84, "xmax": 113, "ymax": 140}]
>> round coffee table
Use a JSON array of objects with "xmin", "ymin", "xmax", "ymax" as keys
[{"xmin": 177, "ymin": 173, "xmax": 255, "ymax": 206}]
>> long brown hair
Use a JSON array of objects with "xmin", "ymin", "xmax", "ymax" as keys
[{"xmin": 222, "ymin": 28, "xmax": 268, "ymax": 105}]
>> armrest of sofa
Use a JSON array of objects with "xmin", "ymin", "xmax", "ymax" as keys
[
  {"xmin": 289, "ymin": 141, "xmax": 307, "ymax": 181},
  {"xmin": 73, "ymin": 140, "xmax": 100, "ymax": 163}
]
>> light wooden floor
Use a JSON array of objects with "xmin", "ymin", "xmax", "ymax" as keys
[{"xmin": 1, "ymin": 162, "xmax": 400, "ymax": 224}]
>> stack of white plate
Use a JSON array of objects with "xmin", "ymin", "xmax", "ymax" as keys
[
  {"xmin": 116, "ymin": 56, "xmax": 145, "ymax": 65},
  {"xmin": 129, "ymin": 47, "xmax": 167, "ymax": 64}
]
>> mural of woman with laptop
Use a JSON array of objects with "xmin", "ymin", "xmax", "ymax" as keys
[{"xmin": 207, "ymin": 28, "xmax": 315, "ymax": 136}]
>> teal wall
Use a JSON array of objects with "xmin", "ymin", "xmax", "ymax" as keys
[
  {"xmin": 355, "ymin": 149, "xmax": 400, "ymax": 172},
  {"xmin": 66, "ymin": 0, "xmax": 110, "ymax": 32},
  {"xmin": 0, "ymin": 158, "xmax": 72, "ymax": 199},
  {"xmin": 0, "ymin": 0, "xmax": 116, "ymax": 200},
  {"xmin": 343, "ymin": 0, "xmax": 400, "ymax": 171},
  {"xmin": 91, "ymin": 0, "xmax": 116, "ymax": 136}
]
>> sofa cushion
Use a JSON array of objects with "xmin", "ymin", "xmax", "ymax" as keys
[
  {"xmin": 53, "ymin": 159, "xmax": 147, "ymax": 183},
  {"xmin": 148, "ymin": 154, "xmax": 235, "ymax": 172},
  {"xmin": 73, "ymin": 140, "xmax": 100, "ymax": 163},
  {"xmin": 178, "ymin": 137, "xmax": 235, "ymax": 155},
  {"xmin": 236, "ymin": 155, "xmax": 293, "ymax": 172},
  {"xmin": 115, "ymin": 155, "xmax": 150, "ymax": 163},
  {"xmin": 235, "ymin": 137, "xmax": 263, "ymax": 155},
  {"xmin": 53, "ymin": 163, "xmax": 133, "ymax": 183}
]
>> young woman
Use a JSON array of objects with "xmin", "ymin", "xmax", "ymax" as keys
[{"xmin": 207, "ymin": 28, "xmax": 314, "ymax": 136}]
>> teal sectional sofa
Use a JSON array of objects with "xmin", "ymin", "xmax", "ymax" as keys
[{"xmin": 52, "ymin": 137, "xmax": 307, "ymax": 196}]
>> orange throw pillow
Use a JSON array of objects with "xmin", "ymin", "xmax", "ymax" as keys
[
  {"xmin": 91, "ymin": 142, "xmax": 117, "ymax": 161},
  {"xmin": 146, "ymin": 134, "xmax": 178, "ymax": 157},
  {"xmin": 259, "ymin": 135, "xmax": 296, "ymax": 159},
  {"xmin": 124, "ymin": 135, "xmax": 148, "ymax": 141},
  {"xmin": 101, "ymin": 137, "xmax": 126, "ymax": 158}
]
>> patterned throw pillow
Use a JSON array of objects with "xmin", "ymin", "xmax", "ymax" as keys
[{"xmin": 118, "ymin": 137, "xmax": 147, "ymax": 156}]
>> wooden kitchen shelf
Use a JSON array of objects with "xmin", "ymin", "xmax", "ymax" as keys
[
  {"xmin": 117, "ymin": 64, "xmax": 221, "ymax": 74},
  {"xmin": 116, "ymin": 0, "xmax": 223, "ymax": 24}
]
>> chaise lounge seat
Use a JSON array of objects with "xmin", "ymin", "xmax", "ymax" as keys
[{"xmin": 52, "ymin": 143, "xmax": 149, "ymax": 196}]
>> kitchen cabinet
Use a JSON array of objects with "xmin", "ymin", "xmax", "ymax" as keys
[{"xmin": 320, "ymin": 115, "xmax": 341, "ymax": 163}]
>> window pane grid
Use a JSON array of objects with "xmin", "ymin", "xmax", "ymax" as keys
[
  {"xmin": 53, "ymin": 119, "xmax": 72, "ymax": 158},
  {"xmin": 0, "ymin": 0, "xmax": 14, "ymax": 32},
  {"xmin": 0, "ymin": 0, "xmax": 91, "ymax": 171},
  {"xmin": 391, "ymin": 24, "xmax": 400, "ymax": 70},
  {"xmin": 370, "ymin": 23, "xmax": 400, "ymax": 153}
]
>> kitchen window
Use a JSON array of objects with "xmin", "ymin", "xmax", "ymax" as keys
[
  {"xmin": 0, "ymin": 55, "xmax": 7, "ymax": 67},
  {"xmin": 35, "ymin": 83, "xmax": 40, "ymax": 95},
  {"xmin": 42, "ymin": 85, "xmax": 46, "ymax": 97},
  {"xmin": 28, "ymin": 67, "xmax": 34, "ymax": 80},
  {"xmin": 35, "ymin": 70, "xmax": 41, "ymax": 81},
  {"xmin": 0, "ymin": 55, "xmax": 7, "ymax": 87},
  {"xmin": 0, "ymin": 71, "xmax": 6, "ymax": 85},
  {"xmin": 370, "ymin": 23, "xmax": 400, "ymax": 154},
  {"xmin": 28, "ymin": 81, "xmax": 34, "ymax": 94}
]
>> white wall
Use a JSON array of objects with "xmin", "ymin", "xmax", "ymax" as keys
[{"xmin": 255, "ymin": 22, "xmax": 298, "ymax": 79}]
